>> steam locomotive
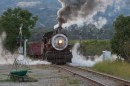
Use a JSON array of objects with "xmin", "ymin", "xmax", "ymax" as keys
[
  {"xmin": 28, "ymin": 27, "xmax": 72, "ymax": 64},
  {"xmin": 42, "ymin": 27, "xmax": 72, "ymax": 64}
]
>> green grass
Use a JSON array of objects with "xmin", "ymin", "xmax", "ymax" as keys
[
  {"xmin": 92, "ymin": 61, "xmax": 130, "ymax": 80},
  {"xmin": 70, "ymin": 40, "xmax": 111, "ymax": 56}
]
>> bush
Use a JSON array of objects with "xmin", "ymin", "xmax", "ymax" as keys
[
  {"xmin": 81, "ymin": 40, "xmax": 111, "ymax": 56},
  {"xmin": 111, "ymin": 15, "xmax": 130, "ymax": 62}
]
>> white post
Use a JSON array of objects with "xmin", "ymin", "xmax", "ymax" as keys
[
  {"xmin": 24, "ymin": 39, "xmax": 30, "ymax": 67},
  {"xmin": 24, "ymin": 39, "xmax": 28, "ymax": 58}
]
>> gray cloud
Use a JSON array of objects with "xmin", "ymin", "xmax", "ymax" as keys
[{"xmin": 17, "ymin": 1, "xmax": 41, "ymax": 8}]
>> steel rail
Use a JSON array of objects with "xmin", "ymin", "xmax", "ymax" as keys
[
  {"xmin": 67, "ymin": 65, "xmax": 130, "ymax": 86},
  {"xmin": 54, "ymin": 65, "xmax": 105, "ymax": 86}
]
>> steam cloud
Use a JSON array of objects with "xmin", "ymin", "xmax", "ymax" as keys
[
  {"xmin": 70, "ymin": 43, "xmax": 117, "ymax": 67},
  {"xmin": 0, "ymin": 32, "xmax": 15, "ymax": 65},
  {"xmin": 56, "ymin": 0, "xmax": 124, "ymax": 28},
  {"xmin": 0, "ymin": 32, "xmax": 50, "ymax": 65},
  {"xmin": 70, "ymin": 43, "xmax": 103, "ymax": 67}
]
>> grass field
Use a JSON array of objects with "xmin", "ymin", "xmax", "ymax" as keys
[
  {"xmin": 92, "ymin": 61, "xmax": 130, "ymax": 80},
  {"xmin": 70, "ymin": 40, "xmax": 111, "ymax": 56}
]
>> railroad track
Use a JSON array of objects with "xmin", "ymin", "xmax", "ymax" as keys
[{"xmin": 54, "ymin": 65, "xmax": 130, "ymax": 86}]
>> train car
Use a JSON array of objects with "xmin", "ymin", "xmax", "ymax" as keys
[
  {"xmin": 28, "ymin": 42, "xmax": 44, "ymax": 59},
  {"xmin": 43, "ymin": 27, "xmax": 72, "ymax": 64}
]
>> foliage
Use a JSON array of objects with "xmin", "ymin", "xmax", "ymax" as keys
[
  {"xmin": 0, "ymin": 7, "xmax": 38, "ymax": 53},
  {"xmin": 92, "ymin": 61, "xmax": 130, "ymax": 80},
  {"xmin": 111, "ymin": 15, "xmax": 130, "ymax": 62},
  {"xmin": 29, "ymin": 27, "xmax": 53, "ymax": 42},
  {"xmin": 67, "ymin": 24, "xmax": 114, "ymax": 40},
  {"xmin": 70, "ymin": 40, "xmax": 111, "ymax": 56}
]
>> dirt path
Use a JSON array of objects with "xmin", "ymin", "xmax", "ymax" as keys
[{"xmin": 0, "ymin": 65, "xmax": 89, "ymax": 86}]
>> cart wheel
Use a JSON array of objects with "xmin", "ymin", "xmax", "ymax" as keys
[
  {"xmin": 23, "ymin": 75, "xmax": 29, "ymax": 81},
  {"xmin": 19, "ymin": 77, "xmax": 23, "ymax": 82},
  {"xmin": 10, "ymin": 75, "xmax": 16, "ymax": 82},
  {"xmin": 10, "ymin": 75, "xmax": 13, "ymax": 81}
]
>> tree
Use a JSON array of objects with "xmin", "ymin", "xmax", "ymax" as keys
[
  {"xmin": 111, "ymin": 15, "xmax": 130, "ymax": 62},
  {"xmin": 0, "ymin": 8, "xmax": 38, "ymax": 53}
]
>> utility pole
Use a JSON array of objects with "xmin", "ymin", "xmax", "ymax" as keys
[
  {"xmin": 79, "ymin": 30, "xmax": 83, "ymax": 48},
  {"xmin": 24, "ymin": 39, "xmax": 28, "ymax": 58}
]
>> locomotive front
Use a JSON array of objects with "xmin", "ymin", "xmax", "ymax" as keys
[
  {"xmin": 51, "ymin": 33, "xmax": 68, "ymax": 51},
  {"xmin": 43, "ymin": 27, "xmax": 72, "ymax": 65}
]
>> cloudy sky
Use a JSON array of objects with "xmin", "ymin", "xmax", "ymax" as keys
[
  {"xmin": 0, "ymin": 0, "xmax": 130, "ymax": 28},
  {"xmin": 56, "ymin": 0, "xmax": 130, "ymax": 28}
]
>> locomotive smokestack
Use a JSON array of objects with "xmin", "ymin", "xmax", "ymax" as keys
[{"xmin": 57, "ymin": 17, "xmax": 66, "ymax": 28}]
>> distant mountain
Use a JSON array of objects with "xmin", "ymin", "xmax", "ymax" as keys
[
  {"xmin": 0, "ymin": 0, "xmax": 60, "ymax": 28},
  {"xmin": 0, "ymin": 0, "xmax": 130, "ymax": 29},
  {"xmin": 95, "ymin": 3, "xmax": 130, "ymax": 29}
]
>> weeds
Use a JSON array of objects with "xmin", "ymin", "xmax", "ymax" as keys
[{"xmin": 92, "ymin": 61, "xmax": 130, "ymax": 80}]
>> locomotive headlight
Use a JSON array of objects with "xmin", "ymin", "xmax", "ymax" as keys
[
  {"xmin": 51, "ymin": 34, "xmax": 68, "ymax": 50},
  {"xmin": 59, "ymin": 40, "xmax": 63, "ymax": 44}
]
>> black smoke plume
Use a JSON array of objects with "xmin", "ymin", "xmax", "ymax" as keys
[
  {"xmin": 57, "ymin": 0, "xmax": 99, "ymax": 27},
  {"xmin": 56, "ymin": 0, "xmax": 126, "ymax": 29}
]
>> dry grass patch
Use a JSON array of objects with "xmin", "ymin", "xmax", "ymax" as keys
[{"xmin": 92, "ymin": 61, "xmax": 130, "ymax": 80}]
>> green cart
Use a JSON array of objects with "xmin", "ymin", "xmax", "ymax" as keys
[{"xmin": 10, "ymin": 70, "xmax": 28, "ymax": 82}]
